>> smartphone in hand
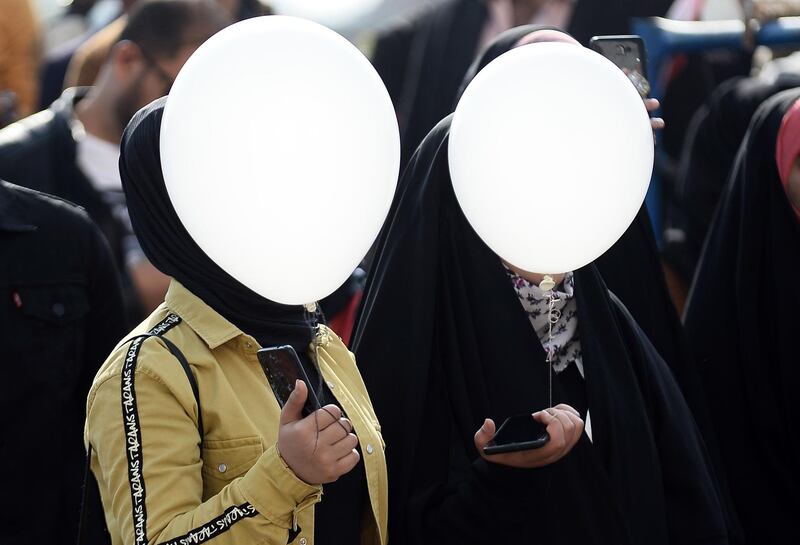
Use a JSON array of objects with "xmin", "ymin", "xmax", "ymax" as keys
[
  {"xmin": 258, "ymin": 345, "xmax": 321, "ymax": 417},
  {"xmin": 483, "ymin": 414, "xmax": 550, "ymax": 456},
  {"xmin": 590, "ymin": 35, "xmax": 650, "ymax": 98}
]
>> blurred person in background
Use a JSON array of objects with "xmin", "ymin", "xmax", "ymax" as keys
[
  {"xmin": 662, "ymin": 71, "xmax": 800, "ymax": 308},
  {"xmin": 371, "ymin": 0, "xmax": 672, "ymax": 165},
  {"xmin": 0, "ymin": 0, "xmax": 230, "ymax": 325},
  {"xmin": 40, "ymin": 0, "xmax": 100, "ymax": 52},
  {"xmin": 65, "ymin": 0, "xmax": 271, "ymax": 90},
  {"xmin": 684, "ymin": 88, "xmax": 800, "ymax": 545},
  {"xmin": 0, "ymin": 0, "xmax": 41, "ymax": 126},
  {"xmin": 39, "ymin": 0, "xmax": 136, "ymax": 109},
  {"xmin": 0, "ymin": 179, "xmax": 126, "ymax": 545}
]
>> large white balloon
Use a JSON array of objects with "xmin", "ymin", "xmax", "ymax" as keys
[
  {"xmin": 161, "ymin": 16, "xmax": 400, "ymax": 305},
  {"xmin": 449, "ymin": 42, "xmax": 654, "ymax": 275}
]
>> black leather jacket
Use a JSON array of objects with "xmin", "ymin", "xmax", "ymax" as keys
[{"xmin": 0, "ymin": 88, "xmax": 141, "ymax": 322}]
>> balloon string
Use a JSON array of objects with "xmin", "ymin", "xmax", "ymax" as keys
[{"xmin": 544, "ymin": 281, "xmax": 560, "ymax": 409}]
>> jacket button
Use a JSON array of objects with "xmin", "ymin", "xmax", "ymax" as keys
[
  {"xmin": 326, "ymin": 381, "xmax": 335, "ymax": 389},
  {"xmin": 366, "ymin": 444, "xmax": 374, "ymax": 455},
  {"xmin": 52, "ymin": 302, "xmax": 65, "ymax": 317},
  {"xmin": 218, "ymin": 463, "xmax": 227, "ymax": 473},
  {"xmin": 299, "ymin": 538, "xmax": 308, "ymax": 545}
]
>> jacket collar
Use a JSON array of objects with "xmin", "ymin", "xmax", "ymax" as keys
[
  {"xmin": 0, "ymin": 181, "xmax": 37, "ymax": 233},
  {"xmin": 164, "ymin": 280, "xmax": 244, "ymax": 349}
]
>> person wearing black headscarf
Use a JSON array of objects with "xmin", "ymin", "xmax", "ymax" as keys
[
  {"xmin": 353, "ymin": 30, "xmax": 731, "ymax": 545},
  {"xmin": 684, "ymin": 89, "xmax": 800, "ymax": 545},
  {"xmin": 663, "ymin": 72, "xmax": 800, "ymax": 298},
  {"xmin": 84, "ymin": 99, "xmax": 389, "ymax": 545},
  {"xmin": 371, "ymin": 0, "xmax": 672, "ymax": 165}
]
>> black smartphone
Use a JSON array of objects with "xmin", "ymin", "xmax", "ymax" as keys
[
  {"xmin": 482, "ymin": 414, "xmax": 550, "ymax": 456},
  {"xmin": 589, "ymin": 35, "xmax": 650, "ymax": 98},
  {"xmin": 257, "ymin": 345, "xmax": 321, "ymax": 417}
]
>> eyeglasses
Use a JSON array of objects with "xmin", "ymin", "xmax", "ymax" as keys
[{"xmin": 139, "ymin": 48, "xmax": 175, "ymax": 95}]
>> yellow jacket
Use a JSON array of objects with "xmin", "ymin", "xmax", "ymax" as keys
[{"xmin": 86, "ymin": 281, "xmax": 388, "ymax": 545}]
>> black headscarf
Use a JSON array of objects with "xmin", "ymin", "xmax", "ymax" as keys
[
  {"xmin": 120, "ymin": 98, "xmax": 314, "ymax": 350},
  {"xmin": 685, "ymin": 89, "xmax": 800, "ymax": 545},
  {"xmin": 353, "ymin": 110, "xmax": 729, "ymax": 544},
  {"xmin": 663, "ymin": 73, "xmax": 800, "ymax": 284}
]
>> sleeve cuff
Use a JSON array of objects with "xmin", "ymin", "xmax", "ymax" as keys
[{"xmin": 238, "ymin": 444, "xmax": 322, "ymax": 529}]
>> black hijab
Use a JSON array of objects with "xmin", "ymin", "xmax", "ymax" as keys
[
  {"xmin": 664, "ymin": 73, "xmax": 800, "ymax": 284},
  {"xmin": 685, "ymin": 89, "xmax": 800, "ymax": 545},
  {"xmin": 120, "ymin": 98, "xmax": 314, "ymax": 350},
  {"xmin": 353, "ymin": 111, "xmax": 729, "ymax": 544}
]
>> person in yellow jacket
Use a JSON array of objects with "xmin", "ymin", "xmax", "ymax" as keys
[{"xmin": 85, "ymin": 98, "xmax": 387, "ymax": 545}]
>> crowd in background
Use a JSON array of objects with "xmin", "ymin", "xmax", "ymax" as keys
[{"xmin": 1, "ymin": 1, "xmax": 799, "ymax": 544}]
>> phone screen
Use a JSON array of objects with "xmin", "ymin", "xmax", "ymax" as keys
[
  {"xmin": 258, "ymin": 346, "xmax": 320, "ymax": 416},
  {"xmin": 491, "ymin": 414, "xmax": 549, "ymax": 446},
  {"xmin": 590, "ymin": 36, "xmax": 650, "ymax": 98}
]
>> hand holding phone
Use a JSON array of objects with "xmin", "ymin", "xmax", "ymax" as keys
[
  {"xmin": 277, "ymin": 380, "xmax": 361, "ymax": 484},
  {"xmin": 589, "ymin": 35, "xmax": 650, "ymax": 98},
  {"xmin": 475, "ymin": 406, "xmax": 583, "ymax": 469},
  {"xmin": 590, "ymin": 35, "xmax": 664, "ymax": 133}
]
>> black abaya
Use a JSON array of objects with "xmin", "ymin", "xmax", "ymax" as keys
[
  {"xmin": 450, "ymin": 26, "xmax": 725, "ymax": 491},
  {"xmin": 353, "ymin": 115, "xmax": 729, "ymax": 545},
  {"xmin": 684, "ymin": 89, "xmax": 800, "ymax": 545},
  {"xmin": 664, "ymin": 73, "xmax": 800, "ymax": 285}
]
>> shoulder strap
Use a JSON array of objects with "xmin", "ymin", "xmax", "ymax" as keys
[
  {"xmin": 126, "ymin": 332, "xmax": 204, "ymax": 438},
  {"xmin": 77, "ymin": 315, "xmax": 201, "ymax": 545}
]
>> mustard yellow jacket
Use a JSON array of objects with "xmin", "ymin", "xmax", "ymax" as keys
[{"xmin": 86, "ymin": 281, "xmax": 388, "ymax": 545}]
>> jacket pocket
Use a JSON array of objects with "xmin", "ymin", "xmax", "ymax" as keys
[
  {"xmin": 201, "ymin": 436, "xmax": 264, "ymax": 497},
  {"xmin": 7, "ymin": 284, "xmax": 90, "ymax": 385}
]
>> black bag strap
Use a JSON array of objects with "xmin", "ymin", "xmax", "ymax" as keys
[{"xmin": 77, "ymin": 322, "xmax": 201, "ymax": 545}]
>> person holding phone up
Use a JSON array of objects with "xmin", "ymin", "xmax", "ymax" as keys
[
  {"xmin": 84, "ymin": 99, "xmax": 387, "ymax": 545},
  {"xmin": 352, "ymin": 26, "xmax": 732, "ymax": 545}
]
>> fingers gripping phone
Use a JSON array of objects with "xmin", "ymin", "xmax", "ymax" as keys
[
  {"xmin": 590, "ymin": 35, "xmax": 650, "ymax": 98},
  {"xmin": 258, "ymin": 345, "xmax": 321, "ymax": 417},
  {"xmin": 483, "ymin": 414, "xmax": 550, "ymax": 456}
]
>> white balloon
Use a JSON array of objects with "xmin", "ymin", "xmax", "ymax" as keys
[
  {"xmin": 448, "ymin": 42, "xmax": 654, "ymax": 275},
  {"xmin": 161, "ymin": 16, "xmax": 400, "ymax": 305}
]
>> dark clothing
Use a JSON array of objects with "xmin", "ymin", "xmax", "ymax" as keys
[
  {"xmin": 0, "ymin": 87, "xmax": 141, "ymax": 323},
  {"xmin": 0, "ymin": 180, "xmax": 126, "ymax": 545},
  {"xmin": 352, "ymin": 115, "xmax": 730, "ymax": 545},
  {"xmin": 663, "ymin": 73, "xmax": 800, "ymax": 284},
  {"xmin": 372, "ymin": 0, "xmax": 672, "ymax": 165},
  {"xmin": 685, "ymin": 89, "xmax": 800, "ymax": 545},
  {"xmin": 301, "ymin": 359, "xmax": 368, "ymax": 545},
  {"xmin": 38, "ymin": 34, "xmax": 87, "ymax": 110},
  {"xmin": 451, "ymin": 29, "xmax": 730, "ymax": 518}
]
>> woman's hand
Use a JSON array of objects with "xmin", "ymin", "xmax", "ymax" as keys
[
  {"xmin": 646, "ymin": 98, "xmax": 665, "ymax": 131},
  {"xmin": 277, "ymin": 380, "xmax": 360, "ymax": 484},
  {"xmin": 474, "ymin": 404, "xmax": 584, "ymax": 469}
]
